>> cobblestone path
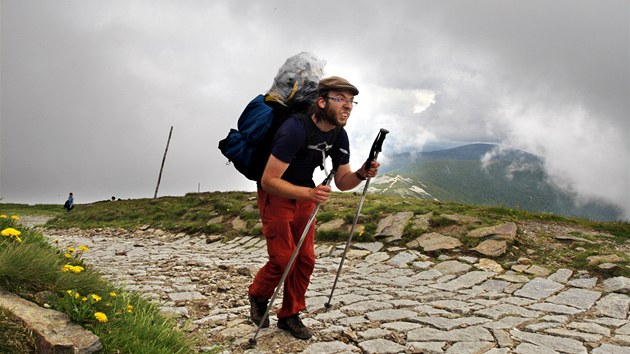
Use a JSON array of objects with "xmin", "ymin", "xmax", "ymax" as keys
[{"xmin": 42, "ymin": 228, "xmax": 630, "ymax": 354}]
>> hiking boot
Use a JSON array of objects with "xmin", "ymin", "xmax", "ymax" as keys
[
  {"xmin": 277, "ymin": 314, "xmax": 313, "ymax": 340},
  {"xmin": 248, "ymin": 295, "xmax": 269, "ymax": 328}
]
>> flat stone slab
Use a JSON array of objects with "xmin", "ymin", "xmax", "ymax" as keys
[
  {"xmin": 407, "ymin": 232, "xmax": 462, "ymax": 252},
  {"xmin": 510, "ymin": 329, "xmax": 587, "ymax": 354},
  {"xmin": 546, "ymin": 288, "xmax": 601, "ymax": 309},
  {"xmin": 0, "ymin": 290, "xmax": 102, "ymax": 353},
  {"xmin": 468, "ymin": 222, "xmax": 517, "ymax": 241},
  {"xmin": 513, "ymin": 278, "xmax": 564, "ymax": 300}
]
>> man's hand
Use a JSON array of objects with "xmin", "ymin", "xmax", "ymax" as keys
[
  {"xmin": 308, "ymin": 184, "xmax": 331, "ymax": 204},
  {"xmin": 360, "ymin": 161, "xmax": 380, "ymax": 179}
]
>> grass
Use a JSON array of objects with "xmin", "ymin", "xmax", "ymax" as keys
[
  {"xmin": 1, "ymin": 191, "xmax": 629, "ymax": 351},
  {"xmin": 0, "ymin": 306, "xmax": 37, "ymax": 353},
  {"xmin": 0, "ymin": 216, "xmax": 196, "ymax": 353}
]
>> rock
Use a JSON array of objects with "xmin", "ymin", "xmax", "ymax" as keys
[
  {"xmin": 524, "ymin": 265, "xmax": 551, "ymax": 277},
  {"xmin": 468, "ymin": 222, "xmax": 517, "ymax": 241},
  {"xmin": 358, "ymin": 338, "xmax": 407, "ymax": 354},
  {"xmin": 0, "ymin": 290, "xmax": 102, "ymax": 353},
  {"xmin": 513, "ymin": 278, "xmax": 564, "ymax": 300},
  {"xmin": 231, "ymin": 216, "xmax": 247, "ymax": 230},
  {"xmin": 602, "ymin": 276, "xmax": 630, "ymax": 293},
  {"xmin": 476, "ymin": 258, "xmax": 504, "ymax": 273},
  {"xmin": 318, "ymin": 218, "xmax": 345, "ymax": 232},
  {"xmin": 412, "ymin": 212, "xmax": 433, "ymax": 230},
  {"xmin": 206, "ymin": 235, "xmax": 222, "ymax": 243},
  {"xmin": 472, "ymin": 239, "xmax": 507, "ymax": 257},
  {"xmin": 433, "ymin": 260, "xmax": 472, "ymax": 275},
  {"xmin": 407, "ymin": 232, "xmax": 462, "ymax": 252},
  {"xmin": 139, "ymin": 224, "xmax": 150, "ymax": 231},
  {"xmin": 555, "ymin": 235, "xmax": 596, "ymax": 244},
  {"xmin": 375, "ymin": 211, "xmax": 414, "ymax": 242},
  {"xmin": 353, "ymin": 242, "xmax": 383, "ymax": 253},
  {"xmin": 587, "ymin": 254, "xmax": 625, "ymax": 266}
]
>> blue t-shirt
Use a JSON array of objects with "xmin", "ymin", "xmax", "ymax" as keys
[{"xmin": 271, "ymin": 115, "xmax": 350, "ymax": 187}]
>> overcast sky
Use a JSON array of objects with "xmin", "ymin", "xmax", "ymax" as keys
[{"xmin": 1, "ymin": 0, "xmax": 628, "ymax": 219}]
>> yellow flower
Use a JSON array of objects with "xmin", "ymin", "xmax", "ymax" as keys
[
  {"xmin": 1, "ymin": 228, "xmax": 21, "ymax": 237},
  {"xmin": 75, "ymin": 293, "xmax": 80, "ymax": 299},
  {"xmin": 62, "ymin": 264, "xmax": 85, "ymax": 273},
  {"xmin": 91, "ymin": 294, "xmax": 102, "ymax": 302},
  {"xmin": 66, "ymin": 290, "xmax": 73, "ymax": 295},
  {"xmin": 0, "ymin": 215, "xmax": 6, "ymax": 218},
  {"xmin": 64, "ymin": 253, "xmax": 71, "ymax": 258},
  {"xmin": 109, "ymin": 292, "xmax": 117, "ymax": 297},
  {"xmin": 79, "ymin": 245, "xmax": 89, "ymax": 252},
  {"xmin": 94, "ymin": 312, "xmax": 108, "ymax": 323},
  {"xmin": 11, "ymin": 215, "xmax": 19, "ymax": 220},
  {"xmin": 358, "ymin": 226, "xmax": 365, "ymax": 237},
  {"xmin": 67, "ymin": 247, "xmax": 76, "ymax": 253},
  {"xmin": 127, "ymin": 304, "xmax": 134, "ymax": 313},
  {"xmin": 81, "ymin": 297, "xmax": 88, "ymax": 302}
]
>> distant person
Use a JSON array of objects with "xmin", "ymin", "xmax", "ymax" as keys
[
  {"xmin": 111, "ymin": 196, "xmax": 116, "ymax": 201},
  {"xmin": 64, "ymin": 193, "xmax": 74, "ymax": 212}
]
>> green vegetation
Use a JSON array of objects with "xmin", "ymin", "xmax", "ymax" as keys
[
  {"xmin": 0, "ymin": 216, "xmax": 196, "ymax": 353},
  {"xmin": 0, "ymin": 306, "xmax": 36, "ymax": 353}
]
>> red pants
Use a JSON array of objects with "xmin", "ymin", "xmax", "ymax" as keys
[{"xmin": 248, "ymin": 189, "xmax": 316, "ymax": 319}]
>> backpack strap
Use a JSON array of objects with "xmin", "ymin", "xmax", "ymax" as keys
[{"xmin": 298, "ymin": 114, "xmax": 345, "ymax": 173}]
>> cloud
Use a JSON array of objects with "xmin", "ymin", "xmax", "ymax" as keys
[{"xmin": 1, "ymin": 0, "xmax": 627, "ymax": 221}]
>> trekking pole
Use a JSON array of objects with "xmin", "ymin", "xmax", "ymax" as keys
[
  {"xmin": 324, "ymin": 128, "xmax": 389, "ymax": 311},
  {"xmin": 248, "ymin": 169, "xmax": 337, "ymax": 348}
]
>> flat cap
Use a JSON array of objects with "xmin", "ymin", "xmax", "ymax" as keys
[{"xmin": 317, "ymin": 76, "xmax": 359, "ymax": 96}]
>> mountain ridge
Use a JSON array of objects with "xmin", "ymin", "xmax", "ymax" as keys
[{"xmin": 373, "ymin": 143, "xmax": 622, "ymax": 221}]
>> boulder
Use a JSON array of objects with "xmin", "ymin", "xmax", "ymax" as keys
[
  {"xmin": 472, "ymin": 239, "xmax": 507, "ymax": 257},
  {"xmin": 468, "ymin": 222, "xmax": 517, "ymax": 241}
]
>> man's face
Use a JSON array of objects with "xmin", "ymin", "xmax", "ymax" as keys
[{"xmin": 320, "ymin": 90, "xmax": 356, "ymax": 127}]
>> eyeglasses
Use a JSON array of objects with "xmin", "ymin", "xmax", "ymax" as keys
[{"xmin": 325, "ymin": 96, "xmax": 358, "ymax": 106}]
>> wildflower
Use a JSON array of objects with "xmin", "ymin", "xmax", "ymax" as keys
[
  {"xmin": 67, "ymin": 247, "xmax": 76, "ymax": 253},
  {"xmin": 127, "ymin": 304, "xmax": 134, "ymax": 313},
  {"xmin": 1, "ymin": 228, "xmax": 21, "ymax": 237},
  {"xmin": 79, "ymin": 245, "xmax": 89, "ymax": 252},
  {"xmin": 109, "ymin": 292, "xmax": 117, "ymax": 297},
  {"xmin": 64, "ymin": 253, "xmax": 71, "ymax": 258},
  {"xmin": 94, "ymin": 312, "xmax": 108, "ymax": 323},
  {"xmin": 0, "ymin": 215, "xmax": 6, "ymax": 218},
  {"xmin": 75, "ymin": 293, "xmax": 80, "ymax": 300},
  {"xmin": 66, "ymin": 290, "xmax": 74, "ymax": 296},
  {"xmin": 358, "ymin": 226, "xmax": 365, "ymax": 237},
  {"xmin": 1, "ymin": 228, "xmax": 22, "ymax": 243},
  {"xmin": 11, "ymin": 215, "xmax": 19, "ymax": 220},
  {"xmin": 82, "ymin": 297, "xmax": 88, "ymax": 302},
  {"xmin": 62, "ymin": 264, "xmax": 85, "ymax": 273},
  {"xmin": 91, "ymin": 294, "xmax": 102, "ymax": 302}
]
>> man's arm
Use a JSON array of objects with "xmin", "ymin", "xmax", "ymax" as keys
[{"xmin": 261, "ymin": 154, "xmax": 331, "ymax": 204}]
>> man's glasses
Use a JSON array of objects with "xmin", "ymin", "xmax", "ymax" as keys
[{"xmin": 325, "ymin": 96, "xmax": 358, "ymax": 106}]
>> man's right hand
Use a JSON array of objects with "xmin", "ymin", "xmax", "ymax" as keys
[{"xmin": 308, "ymin": 184, "xmax": 331, "ymax": 204}]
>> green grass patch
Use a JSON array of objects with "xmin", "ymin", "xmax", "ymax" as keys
[{"xmin": 0, "ymin": 306, "xmax": 37, "ymax": 353}]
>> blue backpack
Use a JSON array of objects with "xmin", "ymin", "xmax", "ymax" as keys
[{"xmin": 218, "ymin": 95, "xmax": 341, "ymax": 181}]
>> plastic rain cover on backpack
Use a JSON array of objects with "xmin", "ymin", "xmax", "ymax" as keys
[{"xmin": 218, "ymin": 52, "xmax": 326, "ymax": 181}]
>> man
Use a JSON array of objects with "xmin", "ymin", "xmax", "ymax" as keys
[
  {"xmin": 248, "ymin": 76, "xmax": 379, "ymax": 340},
  {"xmin": 64, "ymin": 193, "xmax": 74, "ymax": 212}
]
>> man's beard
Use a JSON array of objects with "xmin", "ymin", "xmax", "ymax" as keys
[{"xmin": 316, "ymin": 105, "xmax": 346, "ymax": 127}]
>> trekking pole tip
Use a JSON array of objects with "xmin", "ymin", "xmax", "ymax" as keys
[
  {"xmin": 248, "ymin": 338, "xmax": 257, "ymax": 347},
  {"xmin": 324, "ymin": 302, "xmax": 332, "ymax": 310}
]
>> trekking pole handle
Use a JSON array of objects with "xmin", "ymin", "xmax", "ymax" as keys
[{"xmin": 365, "ymin": 128, "xmax": 389, "ymax": 167}]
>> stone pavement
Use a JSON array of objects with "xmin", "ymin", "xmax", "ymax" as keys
[{"xmin": 42, "ymin": 227, "xmax": 630, "ymax": 354}]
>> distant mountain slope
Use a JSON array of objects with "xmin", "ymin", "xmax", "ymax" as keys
[{"xmin": 372, "ymin": 144, "xmax": 622, "ymax": 221}]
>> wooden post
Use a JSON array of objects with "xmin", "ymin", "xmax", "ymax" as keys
[{"xmin": 154, "ymin": 126, "xmax": 173, "ymax": 199}]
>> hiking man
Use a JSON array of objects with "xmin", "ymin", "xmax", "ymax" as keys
[{"xmin": 248, "ymin": 76, "xmax": 380, "ymax": 340}]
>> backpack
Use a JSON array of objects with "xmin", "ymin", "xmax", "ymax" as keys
[{"xmin": 218, "ymin": 95, "xmax": 341, "ymax": 181}]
